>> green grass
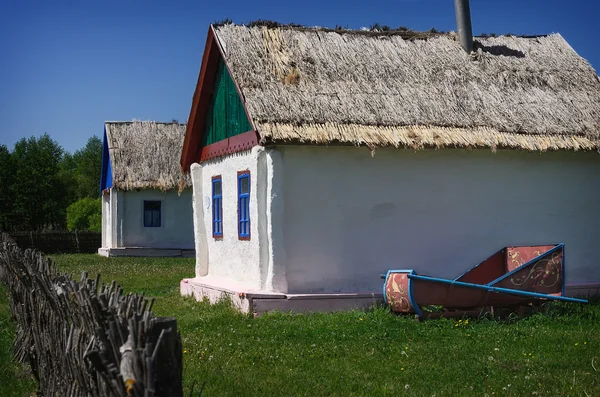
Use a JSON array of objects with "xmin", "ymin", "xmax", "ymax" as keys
[
  {"xmin": 0, "ymin": 286, "xmax": 36, "ymax": 396},
  {"xmin": 2, "ymin": 254, "xmax": 600, "ymax": 396}
]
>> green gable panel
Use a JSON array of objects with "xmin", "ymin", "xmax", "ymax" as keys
[{"xmin": 203, "ymin": 59, "xmax": 253, "ymax": 146}]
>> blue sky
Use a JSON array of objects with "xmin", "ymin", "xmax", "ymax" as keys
[{"xmin": 1, "ymin": 0, "xmax": 598, "ymax": 153}]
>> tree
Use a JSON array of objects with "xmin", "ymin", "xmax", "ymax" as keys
[
  {"xmin": 2, "ymin": 134, "xmax": 102, "ymax": 231},
  {"xmin": 66, "ymin": 197, "xmax": 101, "ymax": 231},
  {"xmin": 0, "ymin": 145, "xmax": 16, "ymax": 231},
  {"xmin": 88, "ymin": 211, "xmax": 102, "ymax": 232},
  {"xmin": 72, "ymin": 136, "xmax": 102, "ymax": 199},
  {"xmin": 12, "ymin": 133, "xmax": 66, "ymax": 230},
  {"xmin": 59, "ymin": 151, "xmax": 79, "ymax": 205}
]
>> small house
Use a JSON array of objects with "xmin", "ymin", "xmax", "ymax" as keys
[
  {"xmin": 99, "ymin": 120, "xmax": 195, "ymax": 257},
  {"xmin": 179, "ymin": 20, "xmax": 600, "ymax": 313}
]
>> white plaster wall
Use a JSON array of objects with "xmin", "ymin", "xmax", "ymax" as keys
[
  {"xmin": 259, "ymin": 148, "xmax": 288, "ymax": 292},
  {"xmin": 114, "ymin": 189, "xmax": 194, "ymax": 249},
  {"xmin": 193, "ymin": 149, "xmax": 263, "ymax": 289},
  {"xmin": 101, "ymin": 194, "xmax": 110, "ymax": 247},
  {"xmin": 112, "ymin": 188, "xmax": 121, "ymax": 248},
  {"xmin": 191, "ymin": 163, "xmax": 209, "ymax": 277},
  {"xmin": 101, "ymin": 188, "xmax": 118, "ymax": 248},
  {"xmin": 279, "ymin": 146, "xmax": 600, "ymax": 294}
]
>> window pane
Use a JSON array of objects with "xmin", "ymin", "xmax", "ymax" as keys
[
  {"xmin": 144, "ymin": 201, "xmax": 161, "ymax": 227},
  {"xmin": 238, "ymin": 174, "xmax": 250, "ymax": 238},
  {"xmin": 214, "ymin": 180, "xmax": 221, "ymax": 196},
  {"xmin": 240, "ymin": 176, "xmax": 249, "ymax": 194},
  {"xmin": 145, "ymin": 201, "xmax": 160, "ymax": 211},
  {"xmin": 213, "ymin": 195, "xmax": 222, "ymax": 236}
]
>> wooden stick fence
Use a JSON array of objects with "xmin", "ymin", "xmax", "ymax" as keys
[
  {"xmin": 7, "ymin": 231, "xmax": 101, "ymax": 254},
  {"xmin": 0, "ymin": 233, "xmax": 183, "ymax": 396}
]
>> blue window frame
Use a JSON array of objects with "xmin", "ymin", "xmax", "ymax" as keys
[
  {"xmin": 143, "ymin": 201, "xmax": 161, "ymax": 227},
  {"xmin": 237, "ymin": 171, "xmax": 250, "ymax": 240},
  {"xmin": 212, "ymin": 176, "xmax": 223, "ymax": 238}
]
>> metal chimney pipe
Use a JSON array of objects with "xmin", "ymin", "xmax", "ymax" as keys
[{"xmin": 454, "ymin": 0, "xmax": 473, "ymax": 53}]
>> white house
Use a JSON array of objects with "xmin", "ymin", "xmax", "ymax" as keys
[
  {"xmin": 179, "ymin": 22, "xmax": 600, "ymax": 314},
  {"xmin": 99, "ymin": 120, "xmax": 195, "ymax": 257}
]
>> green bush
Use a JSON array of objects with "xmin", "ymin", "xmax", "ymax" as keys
[
  {"xmin": 66, "ymin": 198, "xmax": 101, "ymax": 231},
  {"xmin": 87, "ymin": 212, "xmax": 102, "ymax": 232}
]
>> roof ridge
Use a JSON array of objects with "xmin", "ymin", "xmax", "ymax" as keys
[
  {"xmin": 212, "ymin": 20, "xmax": 550, "ymax": 40},
  {"xmin": 105, "ymin": 120, "xmax": 187, "ymax": 126}
]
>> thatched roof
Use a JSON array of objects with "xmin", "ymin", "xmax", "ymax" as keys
[
  {"xmin": 214, "ymin": 24, "xmax": 600, "ymax": 151},
  {"xmin": 105, "ymin": 121, "xmax": 191, "ymax": 191}
]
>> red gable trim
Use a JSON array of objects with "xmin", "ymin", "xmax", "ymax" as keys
[
  {"xmin": 181, "ymin": 25, "xmax": 259, "ymax": 172},
  {"xmin": 199, "ymin": 130, "xmax": 258, "ymax": 162},
  {"xmin": 180, "ymin": 26, "xmax": 218, "ymax": 172}
]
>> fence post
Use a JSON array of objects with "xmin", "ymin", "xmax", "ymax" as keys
[
  {"xmin": 149, "ymin": 317, "xmax": 183, "ymax": 397},
  {"xmin": 75, "ymin": 231, "xmax": 80, "ymax": 253}
]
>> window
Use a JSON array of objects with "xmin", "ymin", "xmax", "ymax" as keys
[
  {"xmin": 212, "ymin": 176, "xmax": 223, "ymax": 238},
  {"xmin": 238, "ymin": 171, "xmax": 250, "ymax": 239},
  {"xmin": 143, "ymin": 201, "xmax": 161, "ymax": 227}
]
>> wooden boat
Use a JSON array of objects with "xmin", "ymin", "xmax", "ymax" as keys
[{"xmin": 383, "ymin": 244, "xmax": 587, "ymax": 317}]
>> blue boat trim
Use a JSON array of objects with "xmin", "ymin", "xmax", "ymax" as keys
[
  {"xmin": 408, "ymin": 274, "xmax": 587, "ymax": 304},
  {"xmin": 485, "ymin": 244, "xmax": 564, "ymax": 287},
  {"xmin": 383, "ymin": 270, "xmax": 424, "ymax": 317},
  {"xmin": 382, "ymin": 270, "xmax": 391, "ymax": 305},
  {"xmin": 453, "ymin": 244, "xmax": 564, "ymax": 282},
  {"xmin": 383, "ymin": 269, "xmax": 414, "ymax": 305}
]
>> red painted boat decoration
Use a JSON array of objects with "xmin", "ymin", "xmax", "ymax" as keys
[{"xmin": 383, "ymin": 244, "xmax": 587, "ymax": 317}]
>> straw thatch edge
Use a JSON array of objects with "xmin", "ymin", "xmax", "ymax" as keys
[
  {"xmin": 257, "ymin": 122, "xmax": 600, "ymax": 152},
  {"xmin": 105, "ymin": 120, "xmax": 192, "ymax": 192},
  {"xmin": 216, "ymin": 25, "xmax": 600, "ymax": 141}
]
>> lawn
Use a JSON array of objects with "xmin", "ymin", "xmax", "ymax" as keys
[
  {"xmin": 2, "ymin": 254, "xmax": 599, "ymax": 396},
  {"xmin": 0, "ymin": 285, "xmax": 36, "ymax": 397}
]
